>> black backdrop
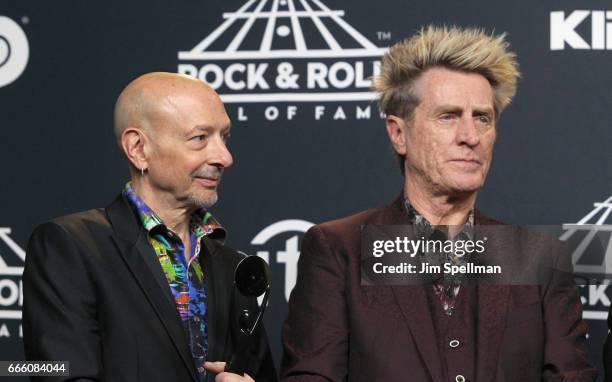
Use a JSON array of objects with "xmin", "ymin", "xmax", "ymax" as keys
[{"xmin": 2, "ymin": 0, "xmax": 612, "ymax": 380}]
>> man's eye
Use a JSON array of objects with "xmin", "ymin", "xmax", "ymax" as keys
[
  {"xmin": 439, "ymin": 113, "xmax": 456, "ymax": 121},
  {"xmin": 476, "ymin": 116, "xmax": 491, "ymax": 124},
  {"xmin": 192, "ymin": 135, "xmax": 206, "ymax": 141}
]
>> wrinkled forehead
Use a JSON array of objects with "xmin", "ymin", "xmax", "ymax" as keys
[{"xmin": 415, "ymin": 67, "xmax": 495, "ymax": 110}]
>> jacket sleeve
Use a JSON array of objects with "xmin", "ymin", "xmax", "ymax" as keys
[
  {"xmin": 542, "ymin": 241, "xmax": 597, "ymax": 381},
  {"xmin": 251, "ymin": 325, "xmax": 278, "ymax": 382},
  {"xmin": 281, "ymin": 225, "xmax": 348, "ymax": 381},
  {"xmin": 23, "ymin": 222, "xmax": 101, "ymax": 381}
]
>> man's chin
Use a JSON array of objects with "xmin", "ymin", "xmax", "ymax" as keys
[
  {"xmin": 186, "ymin": 192, "xmax": 218, "ymax": 209},
  {"xmin": 445, "ymin": 177, "xmax": 484, "ymax": 195},
  {"xmin": 450, "ymin": 184, "xmax": 482, "ymax": 195}
]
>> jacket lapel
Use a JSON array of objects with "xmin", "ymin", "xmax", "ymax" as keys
[
  {"xmin": 474, "ymin": 285, "xmax": 510, "ymax": 381},
  {"xmin": 380, "ymin": 196, "xmax": 445, "ymax": 382},
  {"xmin": 106, "ymin": 194, "xmax": 198, "ymax": 382},
  {"xmin": 391, "ymin": 286, "xmax": 445, "ymax": 382},
  {"xmin": 200, "ymin": 236, "xmax": 232, "ymax": 362},
  {"xmin": 473, "ymin": 211, "xmax": 511, "ymax": 381}
]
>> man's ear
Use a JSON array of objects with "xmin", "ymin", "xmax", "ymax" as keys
[
  {"xmin": 121, "ymin": 127, "xmax": 149, "ymax": 171},
  {"xmin": 386, "ymin": 115, "xmax": 408, "ymax": 156}
]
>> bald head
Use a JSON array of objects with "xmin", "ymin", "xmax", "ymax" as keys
[
  {"xmin": 113, "ymin": 72, "xmax": 224, "ymax": 143},
  {"xmin": 116, "ymin": 71, "xmax": 233, "ymax": 212}
]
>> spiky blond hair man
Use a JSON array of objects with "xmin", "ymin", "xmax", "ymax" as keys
[{"xmin": 282, "ymin": 25, "xmax": 595, "ymax": 382}]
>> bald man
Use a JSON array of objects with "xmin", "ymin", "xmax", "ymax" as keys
[{"xmin": 22, "ymin": 73, "xmax": 277, "ymax": 382}]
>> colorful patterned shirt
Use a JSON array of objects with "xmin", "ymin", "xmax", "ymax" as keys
[{"xmin": 123, "ymin": 182, "xmax": 225, "ymax": 379}]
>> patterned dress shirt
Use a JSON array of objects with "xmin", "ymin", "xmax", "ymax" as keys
[{"xmin": 123, "ymin": 182, "xmax": 225, "ymax": 380}]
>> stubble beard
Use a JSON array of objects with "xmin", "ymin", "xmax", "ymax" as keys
[
  {"xmin": 189, "ymin": 166, "xmax": 223, "ymax": 209},
  {"xmin": 187, "ymin": 191, "xmax": 218, "ymax": 209}
]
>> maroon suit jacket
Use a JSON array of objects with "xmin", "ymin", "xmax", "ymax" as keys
[{"xmin": 281, "ymin": 197, "xmax": 596, "ymax": 381}]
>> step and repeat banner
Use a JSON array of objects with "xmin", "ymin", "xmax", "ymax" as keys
[{"xmin": 2, "ymin": 0, "xmax": 612, "ymax": 379}]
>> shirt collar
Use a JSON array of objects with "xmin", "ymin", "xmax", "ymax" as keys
[
  {"xmin": 123, "ymin": 182, "xmax": 226, "ymax": 241},
  {"xmin": 403, "ymin": 198, "xmax": 474, "ymax": 241},
  {"xmin": 403, "ymin": 198, "xmax": 475, "ymax": 286}
]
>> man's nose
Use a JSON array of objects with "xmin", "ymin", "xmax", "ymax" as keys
[
  {"xmin": 456, "ymin": 116, "xmax": 480, "ymax": 147},
  {"xmin": 209, "ymin": 135, "xmax": 234, "ymax": 168}
]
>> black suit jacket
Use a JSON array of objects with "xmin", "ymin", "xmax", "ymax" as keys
[
  {"xmin": 23, "ymin": 194, "xmax": 277, "ymax": 382},
  {"xmin": 281, "ymin": 196, "xmax": 596, "ymax": 381}
]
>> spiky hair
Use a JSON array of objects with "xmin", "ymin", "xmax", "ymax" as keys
[{"xmin": 373, "ymin": 25, "xmax": 520, "ymax": 119}]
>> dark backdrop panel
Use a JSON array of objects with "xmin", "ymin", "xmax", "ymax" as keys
[{"xmin": 1, "ymin": 0, "xmax": 611, "ymax": 380}]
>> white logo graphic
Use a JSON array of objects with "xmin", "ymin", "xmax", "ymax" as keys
[
  {"xmin": 560, "ymin": 197, "xmax": 612, "ymax": 320},
  {"xmin": 251, "ymin": 219, "xmax": 314, "ymax": 301},
  {"xmin": 0, "ymin": 16, "xmax": 29, "ymax": 88},
  {"xmin": 178, "ymin": 0, "xmax": 387, "ymax": 104},
  {"xmin": 0, "ymin": 228, "xmax": 25, "ymax": 321},
  {"xmin": 550, "ymin": 10, "xmax": 612, "ymax": 50}
]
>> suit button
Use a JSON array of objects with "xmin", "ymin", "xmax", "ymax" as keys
[
  {"xmin": 455, "ymin": 375, "xmax": 466, "ymax": 382},
  {"xmin": 449, "ymin": 339, "xmax": 460, "ymax": 348}
]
